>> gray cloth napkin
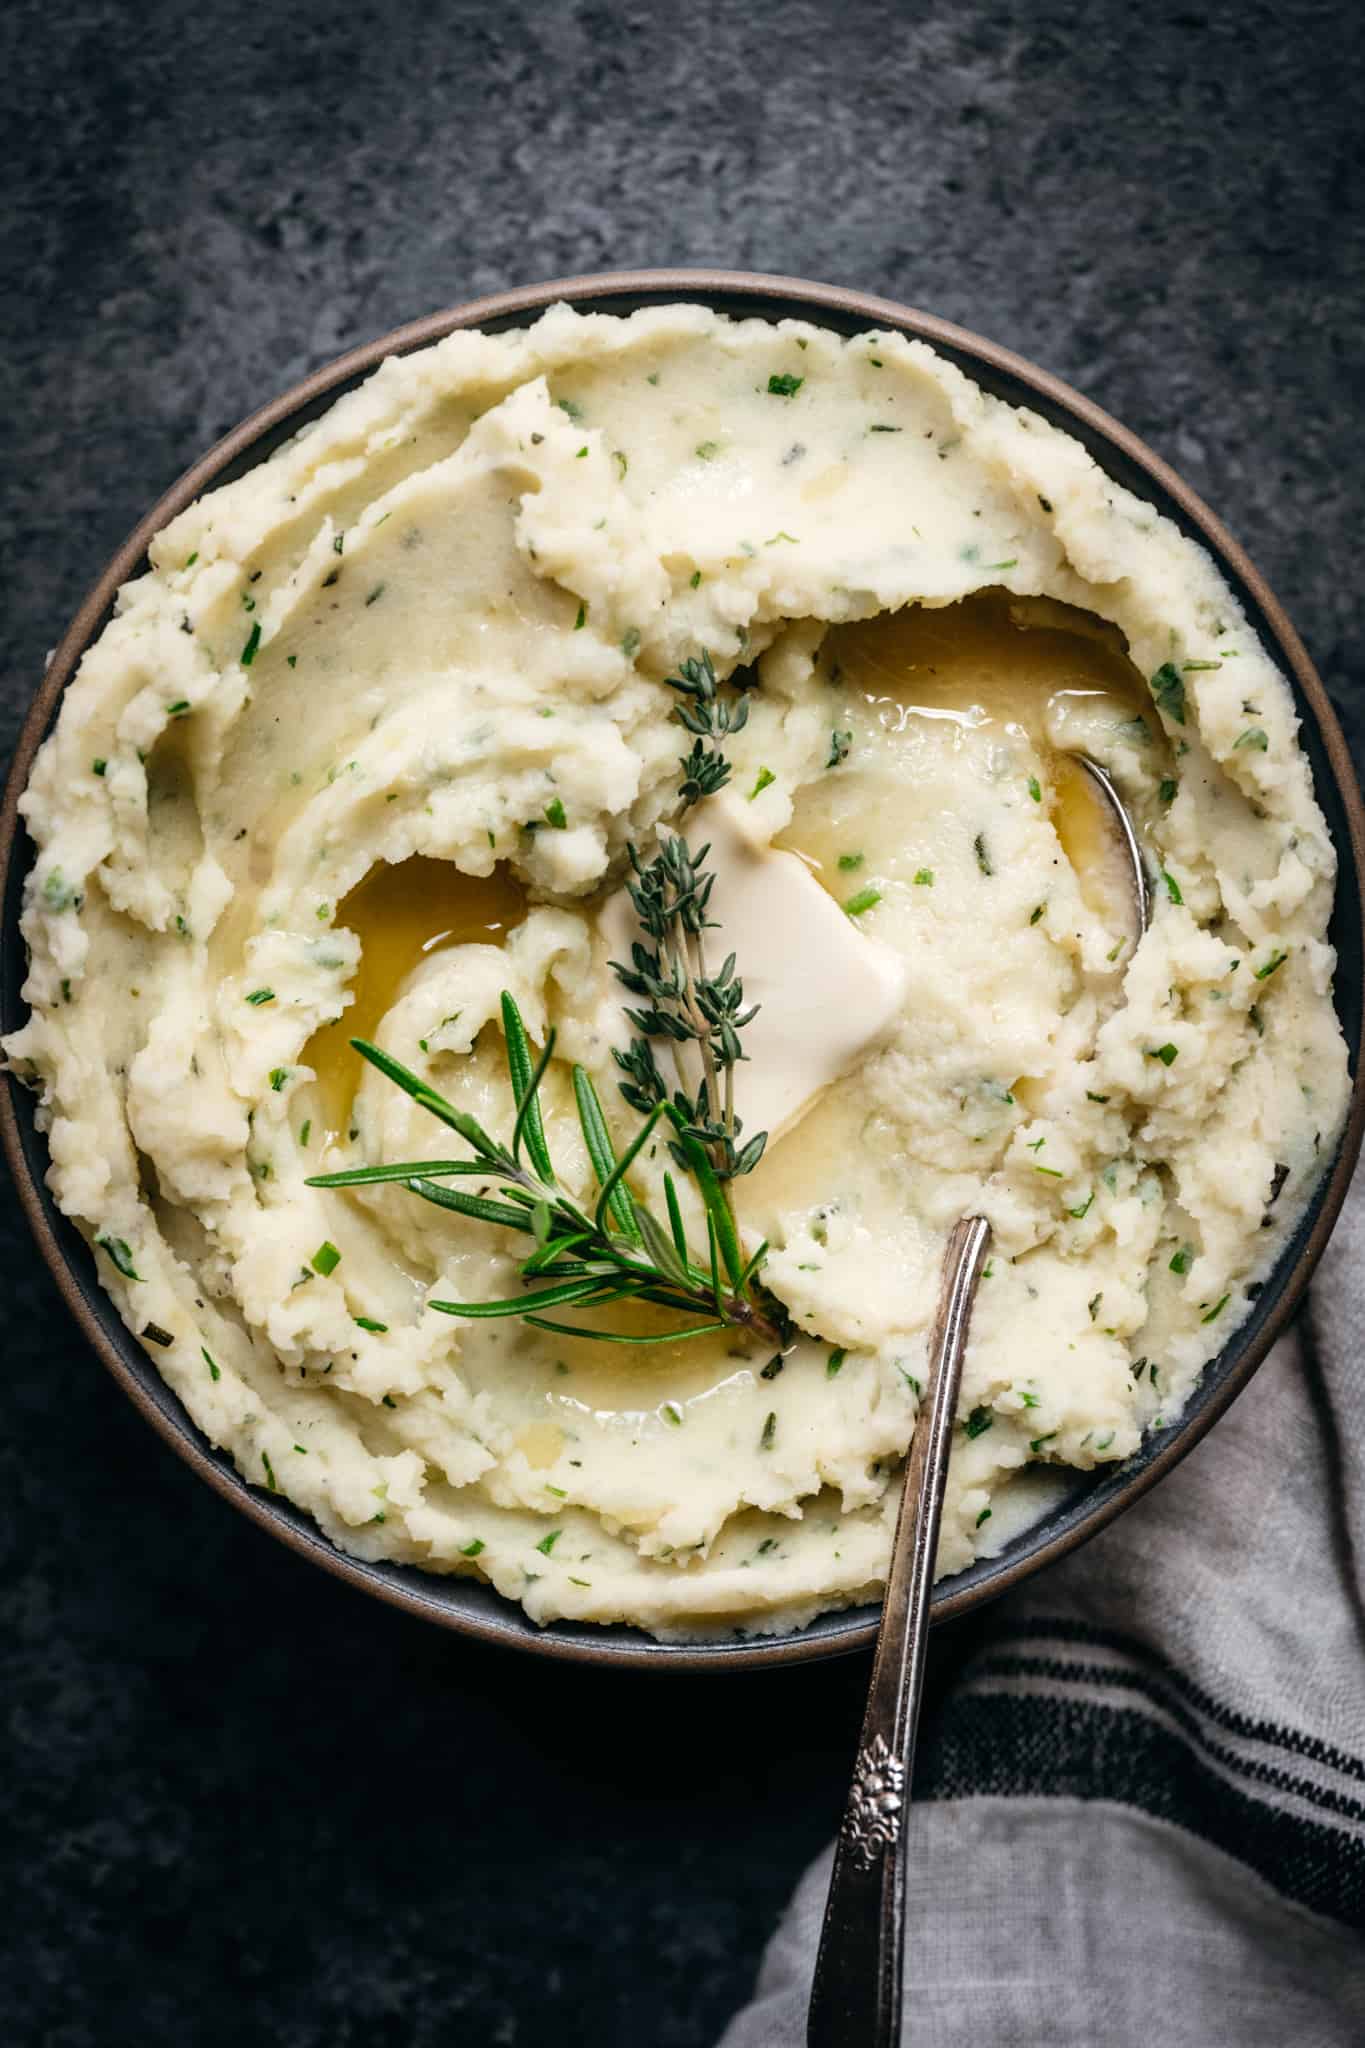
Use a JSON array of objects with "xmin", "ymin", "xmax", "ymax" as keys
[{"xmin": 719, "ymin": 1173, "xmax": 1365, "ymax": 2046}]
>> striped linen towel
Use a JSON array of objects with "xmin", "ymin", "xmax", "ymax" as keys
[{"xmin": 718, "ymin": 1173, "xmax": 1365, "ymax": 2046}]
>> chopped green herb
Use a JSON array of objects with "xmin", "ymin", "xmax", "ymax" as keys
[
  {"xmin": 826, "ymin": 1347, "xmax": 847, "ymax": 1378},
  {"xmin": 976, "ymin": 1507, "xmax": 992, "ymax": 1528},
  {"xmin": 574, "ymin": 602, "xmax": 587, "ymax": 631},
  {"xmin": 1027, "ymin": 776, "xmax": 1042, "ymax": 802},
  {"xmin": 621, "ymin": 627, "xmax": 641, "ymax": 659},
  {"xmin": 838, "ymin": 852, "xmax": 864, "ymax": 872},
  {"xmin": 767, "ymin": 373, "xmax": 804, "ymax": 397},
  {"xmin": 1201, "ymin": 1294, "xmax": 1230, "ymax": 1324},
  {"xmin": 1030, "ymin": 903, "xmax": 1045, "ymax": 925},
  {"xmin": 184, "ymin": 552, "xmax": 198, "ymax": 567},
  {"xmin": 245, "ymin": 988, "xmax": 275, "ymax": 1006},
  {"xmin": 1147, "ymin": 1043, "xmax": 1179, "ymax": 1065},
  {"xmin": 365, "ymin": 582, "xmax": 385, "ymax": 607},
  {"xmin": 1158, "ymin": 777, "xmax": 1177, "ymax": 806},
  {"xmin": 1161, "ymin": 869, "xmax": 1183, "ymax": 905},
  {"xmin": 536, "ymin": 1529, "xmax": 562, "ymax": 1556},
  {"xmin": 1035, "ymin": 1164, "xmax": 1064, "ymax": 1178},
  {"xmin": 354, "ymin": 1316, "xmax": 389, "ymax": 1332},
  {"xmin": 662, "ymin": 1401, "xmax": 683, "ymax": 1426},
  {"xmin": 96, "ymin": 1234, "xmax": 143, "ymax": 1281},
  {"xmin": 1030, "ymin": 1431, "xmax": 1058, "ymax": 1453},
  {"xmin": 827, "ymin": 730, "xmax": 852, "ymax": 768},
  {"xmin": 202, "ymin": 1346, "xmax": 220, "ymax": 1382},
  {"xmin": 544, "ymin": 797, "xmax": 568, "ymax": 830},
  {"xmin": 1234, "ymin": 727, "xmax": 1269, "ymax": 751},
  {"xmin": 92, "ymin": 758, "xmax": 107, "ymax": 777},
  {"xmin": 556, "ymin": 396, "xmax": 584, "ymax": 420},
  {"xmin": 1085, "ymin": 1091, "xmax": 1110, "ymax": 1103},
  {"xmin": 461, "ymin": 1538, "xmax": 486, "ymax": 1557},
  {"xmin": 963, "ymin": 1405, "xmax": 994, "ymax": 1440},
  {"xmin": 311, "ymin": 1240, "xmax": 341, "ymax": 1276},
  {"xmin": 1169, "ymin": 1245, "xmax": 1193, "ymax": 1275},
  {"xmin": 844, "ymin": 886, "xmax": 882, "ymax": 918},
  {"xmin": 868, "ymin": 424, "xmax": 901, "ymax": 433},
  {"xmin": 1254, "ymin": 950, "xmax": 1288, "ymax": 981},
  {"xmin": 1069, "ymin": 1192, "xmax": 1095, "ymax": 1219},
  {"xmin": 241, "ymin": 622, "xmax": 262, "ymax": 667},
  {"xmin": 760, "ymin": 1410, "xmax": 777, "ymax": 1449},
  {"xmin": 381, "ymin": 1394, "xmax": 396, "ymax": 1409},
  {"xmin": 914, "ymin": 868, "xmax": 934, "ymax": 887},
  {"xmin": 689, "ymin": 569, "xmax": 702, "ymax": 588},
  {"xmin": 269, "ymin": 1067, "xmax": 289, "ymax": 1091},
  {"xmin": 974, "ymin": 833, "xmax": 993, "ymax": 875},
  {"xmin": 749, "ymin": 767, "xmax": 776, "ymax": 800},
  {"xmin": 1249, "ymin": 1005, "xmax": 1265, "ymax": 1037},
  {"xmin": 1182, "ymin": 658, "xmax": 1222, "ymax": 672},
  {"xmin": 695, "ymin": 440, "xmax": 721, "ymax": 460},
  {"xmin": 299, "ymin": 1119, "xmax": 312, "ymax": 1145},
  {"xmin": 1150, "ymin": 661, "xmax": 1186, "ymax": 725}
]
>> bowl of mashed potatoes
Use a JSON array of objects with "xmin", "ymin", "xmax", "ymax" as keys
[{"xmin": 3, "ymin": 271, "xmax": 1361, "ymax": 1667}]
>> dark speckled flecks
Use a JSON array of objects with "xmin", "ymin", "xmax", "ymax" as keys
[{"xmin": 1, "ymin": 1, "xmax": 1362, "ymax": 2042}]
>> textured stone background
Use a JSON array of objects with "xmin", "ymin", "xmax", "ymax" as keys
[{"xmin": 2, "ymin": 2, "xmax": 1362, "ymax": 2042}]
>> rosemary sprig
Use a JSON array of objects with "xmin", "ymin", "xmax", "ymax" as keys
[
  {"xmin": 610, "ymin": 650, "xmax": 767, "ymax": 1193},
  {"xmin": 305, "ymin": 993, "xmax": 785, "ymax": 1348}
]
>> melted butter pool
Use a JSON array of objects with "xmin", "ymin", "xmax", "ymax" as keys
[
  {"xmin": 783, "ymin": 591, "xmax": 1154, "ymax": 930},
  {"xmin": 304, "ymin": 855, "xmax": 526, "ymax": 1142}
]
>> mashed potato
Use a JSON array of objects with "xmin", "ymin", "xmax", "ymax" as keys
[{"xmin": 5, "ymin": 304, "xmax": 1348, "ymax": 1635}]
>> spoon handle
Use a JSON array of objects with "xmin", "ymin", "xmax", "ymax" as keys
[{"xmin": 807, "ymin": 1214, "xmax": 991, "ymax": 2048}]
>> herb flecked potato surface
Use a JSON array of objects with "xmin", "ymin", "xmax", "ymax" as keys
[{"xmin": 5, "ymin": 304, "xmax": 1348, "ymax": 1637}]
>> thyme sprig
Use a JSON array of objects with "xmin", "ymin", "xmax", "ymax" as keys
[
  {"xmin": 610, "ymin": 650, "xmax": 767, "ymax": 1194},
  {"xmin": 305, "ymin": 994, "xmax": 785, "ymax": 1348}
]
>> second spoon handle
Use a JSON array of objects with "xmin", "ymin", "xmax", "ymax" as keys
[{"xmin": 807, "ymin": 1213, "xmax": 991, "ymax": 2048}]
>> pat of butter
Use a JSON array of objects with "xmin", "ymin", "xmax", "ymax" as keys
[{"xmin": 596, "ymin": 791, "xmax": 908, "ymax": 1144}]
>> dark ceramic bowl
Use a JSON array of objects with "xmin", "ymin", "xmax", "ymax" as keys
[{"xmin": 3, "ymin": 271, "xmax": 1362, "ymax": 1670}]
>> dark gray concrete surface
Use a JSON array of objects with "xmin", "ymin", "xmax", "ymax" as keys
[{"xmin": 2, "ymin": 2, "xmax": 1362, "ymax": 2042}]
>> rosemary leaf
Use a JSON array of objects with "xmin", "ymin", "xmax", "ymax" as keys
[
  {"xmin": 407, "ymin": 1180, "xmax": 537, "ymax": 1232},
  {"xmin": 572, "ymin": 1065, "xmax": 640, "ymax": 1239}
]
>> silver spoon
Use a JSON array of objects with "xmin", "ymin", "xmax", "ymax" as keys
[{"xmin": 807, "ymin": 756, "xmax": 1149, "ymax": 2048}]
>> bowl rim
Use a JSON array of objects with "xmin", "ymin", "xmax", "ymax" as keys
[{"xmin": 3, "ymin": 265, "xmax": 1363, "ymax": 1672}]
